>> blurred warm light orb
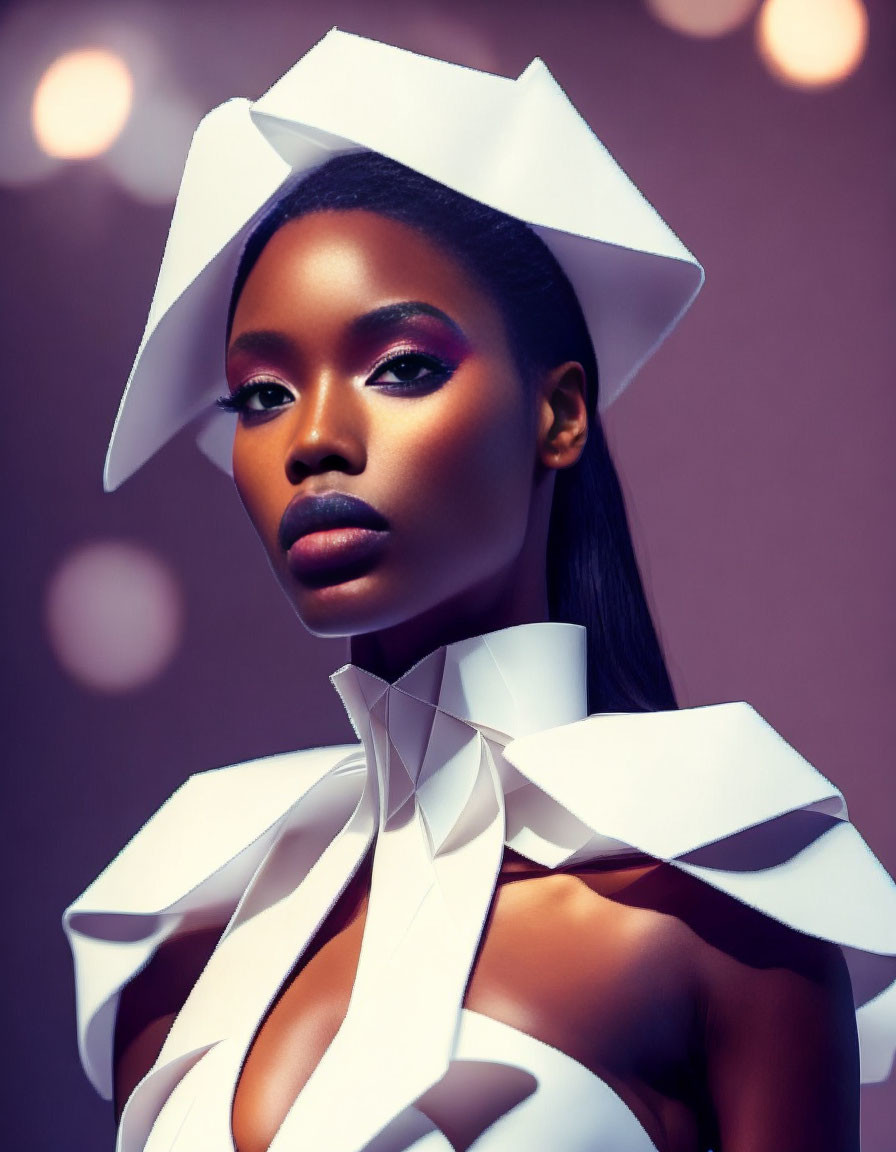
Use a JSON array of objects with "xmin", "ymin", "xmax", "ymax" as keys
[
  {"xmin": 757, "ymin": 0, "xmax": 869, "ymax": 87},
  {"xmin": 645, "ymin": 0, "xmax": 759, "ymax": 38},
  {"xmin": 31, "ymin": 46, "xmax": 133, "ymax": 159},
  {"xmin": 45, "ymin": 541, "xmax": 183, "ymax": 693}
]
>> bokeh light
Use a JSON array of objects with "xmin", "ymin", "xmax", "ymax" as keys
[
  {"xmin": 757, "ymin": 0, "xmax": 869, "ymax": 88},
  {"xmin": 45, "ymin": 540, "xmax": 183, "ymax": 693},
  {"xmin": 645, "ymin": 0, "xmax": 759, "ymax": 38},
  {"xmin": 31, "ymin": 46, "xmax": 133, "ymax": 159}
]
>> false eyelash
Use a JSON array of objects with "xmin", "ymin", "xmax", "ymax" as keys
[
  {"xmin": 368, "ymin": 350, "xmax": 455, "ymax": 387},
  {"xmin": 215, "ymin": 391, "xmax": 242, "ymax": 412},
  {"xmin": 215, "ymin": 380, "xmax": 288, "ymax": 412},
  {"xmin": 215, "ymin": 352, "xmax": 456, "ymax": 414}
]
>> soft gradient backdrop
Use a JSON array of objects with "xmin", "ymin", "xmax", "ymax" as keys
[{"xmin": 1, "ymin": 0, "xmax": 893, "ymax": 1147}]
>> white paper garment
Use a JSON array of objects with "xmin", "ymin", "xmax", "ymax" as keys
[
  {"xmin": 103, "ymin": 28, "xmax": 704, "ymax": 491},
  {"xmin": 63, "ymin": 623, "xmax": 896, "ymax": 1152}
]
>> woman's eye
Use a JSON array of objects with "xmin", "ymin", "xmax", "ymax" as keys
[
  {"xmin": 243, "ymin": 383, "xmax": 292, "ymax": 410},
  {"xmin": 369, "ymin": 353, "xmax": 451, "ymax": 389},
  {"xmin": 216, "ymin": 381, "xmax": 293, "ymax": 415}
]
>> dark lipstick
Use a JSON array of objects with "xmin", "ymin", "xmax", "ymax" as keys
[{"xmin": 279, "ymin": 493, "xmax": 389, "ymax": 585}]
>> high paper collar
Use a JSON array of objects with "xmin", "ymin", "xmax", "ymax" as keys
[
  {"xmin": 329, "ymin": 622, "xmax": 588, "ymax": 848},
  {"xmin": 332, "ymin": 621, "xmax": 588, "ymax": 741}
]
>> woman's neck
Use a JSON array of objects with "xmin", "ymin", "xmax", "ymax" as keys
[{"xmin": 348, "ymin": 561, "xmax": 551, "ymax": 684}]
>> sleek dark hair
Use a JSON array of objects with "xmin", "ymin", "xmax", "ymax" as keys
[{"xmin": 229, "ymin": 152, "xmax": 677, "ymax": 713}]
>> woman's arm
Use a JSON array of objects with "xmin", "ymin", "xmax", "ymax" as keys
[
  {"xmin": 112, "ymin": 924, "xmax": 224, "ymax": 1122},
  {"xmin": 701, "ymin": 919, "xmax": 859, "ymax": 1151}
]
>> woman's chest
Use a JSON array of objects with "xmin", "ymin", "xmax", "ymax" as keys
[{"xmin": 230, "ymin": 871, "xmax": 705, "ymax": 1152}]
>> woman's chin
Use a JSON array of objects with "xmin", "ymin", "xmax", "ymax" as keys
[{"xmin": 282, "ymin": 570, "xmax": 412, "ymax": 641}]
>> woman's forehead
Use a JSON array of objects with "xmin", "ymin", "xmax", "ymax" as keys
[{"xmin": 228, "ymin": 208, "xmax": 507, "ymax": 347}]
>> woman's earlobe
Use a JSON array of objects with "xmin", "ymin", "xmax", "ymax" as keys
[{"xmin": 537, "ymin": 361, "xmax": 589, "ymax": 470}]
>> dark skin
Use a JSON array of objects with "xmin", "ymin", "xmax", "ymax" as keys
[{"xmin": 113, "ymin": 211, "xmax": 860, "ymax": 1151}]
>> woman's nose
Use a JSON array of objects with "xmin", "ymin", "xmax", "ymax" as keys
[{"xmin": 284, "ymin": 373, "xmax": 366, "ymax": 483}]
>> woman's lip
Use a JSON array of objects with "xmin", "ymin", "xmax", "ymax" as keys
[
  {"xmin": 278, "ymin": 492, "xmax": 389, "ymax": 553},
  {"xmin": 286, "ymin": 526, "xmax": 389, "ymax": 584}
]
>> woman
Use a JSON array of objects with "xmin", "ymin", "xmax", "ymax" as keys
[{"xmin": 64, "ymin": 29, "xmax": 896, "ymax": 1152}]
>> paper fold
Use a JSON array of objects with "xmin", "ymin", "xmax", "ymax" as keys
[{"xmin": 103, "ymin": 28, "xmax": 704, "ymax": 490}]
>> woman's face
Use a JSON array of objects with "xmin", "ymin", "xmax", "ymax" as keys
[{"xmin": 227, "ymin": 209, "xmax": 559, "ymax": 646}]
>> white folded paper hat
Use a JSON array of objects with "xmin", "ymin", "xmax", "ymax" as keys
[{"xmin": 103, "ymin": 27, "xmax": 704, "ymax": 492}]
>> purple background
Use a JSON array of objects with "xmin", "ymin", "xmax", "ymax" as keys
[{"xmin": 1, "ymin": 1, "xmax": 893, "ymax": 1147}]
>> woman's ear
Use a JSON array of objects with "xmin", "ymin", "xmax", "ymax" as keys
[{"xmin": 536, "ymin": 361, "xmax": 589, "ymax": 470}]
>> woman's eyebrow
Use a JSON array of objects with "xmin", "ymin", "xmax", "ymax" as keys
[
  {"xmin": 227, "ymin": 305, "xmax": 468, "ymax": 371},
  {"xmin": 226, "ymin": 329, "xmax": 294, "ymax": 361},
  {"xmin": 349, "ymin": 302, "xmax": 466, "ymax": 341}
]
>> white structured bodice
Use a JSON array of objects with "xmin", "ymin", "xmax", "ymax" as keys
[
  {"xmin": 64, "ymin": 623, "xmax": 896, "ymax": 1152},
  {"xmin": 143, "ymin": 1010, "xmax": 658, "ymax": 1151}
]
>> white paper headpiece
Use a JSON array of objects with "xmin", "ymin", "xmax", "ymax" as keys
[{"xmin": 103, "ymin": 28, "xmax": 704, "ymax": 491}]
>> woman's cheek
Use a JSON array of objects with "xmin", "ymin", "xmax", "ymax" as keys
[
  {"xmin": 233, "ymin": 433, "xmax": 294, "ymax": 567},
  {"xmin": 390, "ymin": 400, "xmax": 531, "ymax": 551}
]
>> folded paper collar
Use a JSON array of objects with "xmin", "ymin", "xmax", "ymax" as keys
[
  {"xmin": 330, "ymin": 621, "xmax": 588, "ymax": 843},
  {"xmin": 103, "ymin": 27, "xmax": 704, "ymax": 491}
]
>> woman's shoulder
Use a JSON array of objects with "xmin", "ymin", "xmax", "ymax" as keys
[
  {"xmin": 506, "ymin": 699, "xmax": 896, "ymax": 1086},
  {"xmin": 569, "ymin": 856, "xmax": 849, "ymax": 978},
  {"xmin": 569, "ymin": 860, "xmax": 861, "ymax": 1149},
  {"xmin": 547, "ymin": 858, "xmax": 857, "ymax": 1071}
]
